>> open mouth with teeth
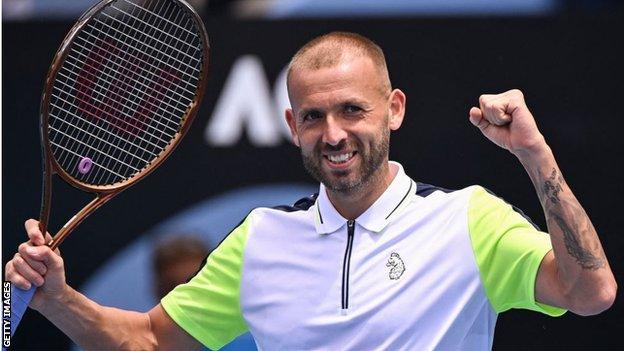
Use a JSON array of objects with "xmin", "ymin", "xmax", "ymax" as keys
[{"xmin": 325, "ymin": 151, "xmax": 357, "ymax": 165}]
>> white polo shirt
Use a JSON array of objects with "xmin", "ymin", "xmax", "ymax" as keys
[{"xmin": 162, "ymin": 162, "xmax": 565, "ymax": 350}]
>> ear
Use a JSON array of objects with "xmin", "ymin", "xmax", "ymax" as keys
[
  {"xmin": 387, "ymin": 89, "xmax": 406, "ymax": 131},
  {"xmin": 285, "ymin": 108, "xmax": 300, "ymax": 147}
]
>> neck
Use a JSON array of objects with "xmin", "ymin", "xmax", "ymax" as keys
[{"xmin": 326, "ymin": 161, "xmax": 397, "ymax": 220}]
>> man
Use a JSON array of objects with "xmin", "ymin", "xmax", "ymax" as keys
[
  {"xmin": 152, "ymin": 236, "xmax": 211, "ymax": 300},
  {"xmin": 5, "ymin": 32, "xmax": 616, "ymax": 350}
]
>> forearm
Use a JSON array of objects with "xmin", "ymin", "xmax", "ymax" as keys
[
  {"xmin": 516, "ymin": 144, "xmax": 616, "ymax": 312},
  {"xmin": 37, "ymin": 285, "xmax": 157, "ymax": 351}
]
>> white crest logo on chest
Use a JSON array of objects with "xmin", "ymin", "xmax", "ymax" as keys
[{"xmin": 386, "ymin": 252, "xmax": 405, "ymax": 280}]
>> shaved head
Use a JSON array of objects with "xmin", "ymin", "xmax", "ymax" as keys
[{"xmin": 287, "ymin": 32, "xmax": 392, "ymax": 97}]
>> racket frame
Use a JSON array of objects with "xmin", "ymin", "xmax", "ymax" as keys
[{"xmin": 37, "ymin": 0, "xmax": 210, "ymax": 250}]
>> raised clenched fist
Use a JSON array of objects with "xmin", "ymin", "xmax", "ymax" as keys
[{"xmin": 469, "ymin": 89, "xmax": 547, "ymax": 156}]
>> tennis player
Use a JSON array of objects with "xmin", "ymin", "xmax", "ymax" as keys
[{"xmin": 6, "ymin": 32, "xmax": 616, "ymax": 350}]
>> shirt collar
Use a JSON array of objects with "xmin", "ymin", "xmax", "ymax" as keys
[{"xmin": 313, "ymin": 161, "xmax": 417, "ymax": 235}]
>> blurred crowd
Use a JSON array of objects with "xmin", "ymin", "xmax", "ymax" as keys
[{"xmin": 3, "ymin": 0, "xmax": 623, "ymax": 21}]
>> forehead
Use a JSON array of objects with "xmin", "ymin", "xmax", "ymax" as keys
[{"xmin": 288, "ymin": 57, "xmax": 383, "ymax": 110}]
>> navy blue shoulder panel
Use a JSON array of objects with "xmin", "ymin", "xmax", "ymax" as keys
[
  {"xmin": 416, "ymin": 182, "xmax": 457, "ymax": 197},
  {"xmin": 416, "ymin": 182, "xmax": 541, "ymax": 231},
  {"xmin": 272, "ymin": 193, "xmax": 318, "ymax": 212}
]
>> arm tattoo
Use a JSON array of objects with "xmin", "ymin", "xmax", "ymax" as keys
[
  {"xmin": 540, "ymin": 168, "xmax": 606, "ymax": 270},
  {"xmin": 551, "ymin": 213, "xmax": 605, "ymax": 270},
  {"xmin": 543, "ymin": 168, "xmax": 563, "ymax": 204}
]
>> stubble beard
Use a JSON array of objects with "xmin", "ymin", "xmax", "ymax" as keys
[{"xmin": 301, "ymin": 128, "xmax": 390, "ymax": 194}]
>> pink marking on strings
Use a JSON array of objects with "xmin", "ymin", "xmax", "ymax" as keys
[{"xmin": 78, "ymin": 157, "xmax": 93, "ymax": 174}]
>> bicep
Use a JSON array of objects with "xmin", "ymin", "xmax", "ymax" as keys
[
  {"xmin": 535, "ymin": 250, "xmax": 570, "ymax": 310},
  {"xmin": 148, "ymin": 304, "xmax": 203, "ymax": 351}
]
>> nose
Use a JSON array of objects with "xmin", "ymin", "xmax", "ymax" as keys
[{"xmin": 321, "ymin": 115, "xmax": 348, "ymax": 146}]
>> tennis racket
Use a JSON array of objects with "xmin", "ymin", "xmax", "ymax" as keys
[{"xmin": 7, "ymin": 0, "xmax": 209, "ymax": 340}]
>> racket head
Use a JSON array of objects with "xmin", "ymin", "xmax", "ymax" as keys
[{"xmin": 39, "ymin": 0, "xmax": 209, "ymax": 193}]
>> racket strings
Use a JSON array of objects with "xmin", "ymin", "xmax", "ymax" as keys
[
  {"xmin": 50, "ymin": 90, "xmax": 164, "ymax": 151},
  {"xmin": 61, "ymin": 42, "xmax": 193, "ymax": 131},
  {"xmin": 48, "ymin": 0, "xmax": 204, "ymax": 186},
  {"xmin": 51, "ymin": 0, "xmax": 185, "ymax": 184},
  {"xmin": 53, "ymin": 67, "xmax": 180, "ymax": 141}
]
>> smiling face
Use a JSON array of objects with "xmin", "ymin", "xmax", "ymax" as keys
[{"xmin": 286, "ymin": 54, "xmax": 405, "ymax": 195}]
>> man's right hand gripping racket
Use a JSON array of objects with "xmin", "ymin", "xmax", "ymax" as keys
[{"xmin": 4, "ymin": 0, "xmax": 209, "ymax": 346}]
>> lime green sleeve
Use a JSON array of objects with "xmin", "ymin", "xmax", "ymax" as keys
[
  {"xmin": 468, "ymin": 186, "xmax": 566, "ymax": 316},
  {"xmin": 160, "ymin": 216, "xmax": 252, "ymax": 349}
]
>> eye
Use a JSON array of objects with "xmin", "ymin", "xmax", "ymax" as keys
[
  {"xmin": 302, "ymin": 110, "xmax": 322, "ymax": 122},
  {"xmin": 343, "ymin": 104, "xmax": 362, "ymax": 115}
]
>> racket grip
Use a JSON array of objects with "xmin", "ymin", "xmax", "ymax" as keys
[{"xmin": 9, "ymin": 284, "xmax": 36, "ymax": 336}]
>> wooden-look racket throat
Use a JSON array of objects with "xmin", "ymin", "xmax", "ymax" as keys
[
  {"xmin": 40, "ymin": 190, "xmax": 117, "ymax": 252},
  {"xmin": 38, "ymin": 156, "xmax": 118, "ymax": 251},
  {"xmin": 6, "ymin": 0, "xmax": 210, "ymax": 342}
]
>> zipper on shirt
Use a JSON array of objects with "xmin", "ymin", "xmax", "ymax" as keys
[{"xmin": 341, "ymin": 220, "xmax": 355, "ymax": 312}]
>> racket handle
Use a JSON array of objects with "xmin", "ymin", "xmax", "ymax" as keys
[{"xmin": 9, "ymin": 285, "xmax": 36, "ymax": 336}]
